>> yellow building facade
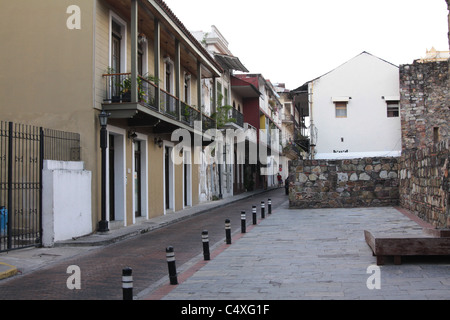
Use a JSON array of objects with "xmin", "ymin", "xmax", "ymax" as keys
[{"xmin": 0, "ymin": 0, "xmax": 222, "ymax": 231}]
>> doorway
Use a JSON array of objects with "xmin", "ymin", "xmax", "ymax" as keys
[
  {"xmin": 183, "ymin": 151, "xmax": 192, "ymax": 208},
  {"xmin": 107, "ymin": 127, "xmax": 126, "ymax": 226},
  {"xmin": 109, "ymin": 134, "xmax": 115, "ymax": 221},
  {"xmin": 164, "ymin": 145, "xmax": 174, "ymax": 212},
  {"xmin": 134, "ymin": 140, "xmax": 142, "ymax": 217}
]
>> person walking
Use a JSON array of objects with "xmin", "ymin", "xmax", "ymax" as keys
[{"xmin": 277, "ymin": 173, "xmax": 282, "ymax": 187}]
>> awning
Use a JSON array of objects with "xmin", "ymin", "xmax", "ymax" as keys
[
  {"xmin": 332, "ymin": 96, "xmax": 351, "ymax": 103},
  {"xmin": 383, "ymin": 96, "xmax": 400, "ymax": 101},
  {"xmin": 214, "ymin": 53, "xmax": 249, "ymax": 72},
  {"xmin": 231, "ymin": 76, "xmax": 261, "ymax": 98}
]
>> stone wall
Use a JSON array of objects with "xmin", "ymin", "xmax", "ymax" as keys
[
  {"xmin": 399, "ymin": 140, "xmax": 449, "ymax": 228},
  {"xmin": 399, "ymin": 48, "xmax": 449, "ymax": 229},
  {"xmin": 289, "ymin": 158, "xmax": 399, "ymax": 209},
  {"xmin": 400, "ymin": 60, "xmax": 449, "ymax": 151}
]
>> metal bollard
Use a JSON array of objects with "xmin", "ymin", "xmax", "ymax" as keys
[
  {"xmin": 252, "ymin": 206, "xmax": 257, "ymax": 225},
  {"xmin": 166, "ymin": 246, "xmax": 178, "ymax": 285},
  {"xmin": 261, "ymin": 201, "xmax": 265, "ymax": 219},
  {"xmin": 225, "ymin": 219, "xmax": 232, "ymax": 244},
  {"xmin": 202, "ymin": 230, "xmax": 210, "ymax": 261},
  {"xmin": 122, "ymin": 267, "xmax": 133, "ymax": 300},
  {"xmin": 241, "ymin": 211, "xmax": 246, "ymax": 234},
  {"xmin": 268, "ymin": 199, "xmax": 272, "ymax": 215}
]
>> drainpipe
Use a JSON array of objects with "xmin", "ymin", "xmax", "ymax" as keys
[
  {"xmin": 130, "ymin": 0, "xmax": 138, "ymax": 103},
  {"xmin": 154, "ymin": 19, "xmax": 161, "ymax": 112},
  {"xmin": 309, "ymin": 81, "xmax": 316, "ymax": 159}
]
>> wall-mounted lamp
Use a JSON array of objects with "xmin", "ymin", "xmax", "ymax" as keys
[
  {"xmin": 138, "ymin": 33, "xmax": 147, "ymax": 44},
  {"xmin": 128, "ymin": 130, "xmax": 138, "ymax": 141},
  {"xmin": 154, "ymin": 137, "xmax": 163, "ymax": 148}
]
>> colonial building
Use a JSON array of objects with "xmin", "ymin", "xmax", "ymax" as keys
[
  {"xmin": 234, "ymin": 74, "xmax": 282, "ymax": 189},
  {"xmin": 292, "ymin": 52, "xmax": 402, "ymax": 160},
  {"xmin": 192, "ymin": 25, "xmax": 249, "ymax": 198},
  {"xmin": 274, "ymin": 83, "xmax": 307, "ymax": 181},
  {"xmin": 0, "ymin": 0, "xmax": 225, "ymax": 236}
]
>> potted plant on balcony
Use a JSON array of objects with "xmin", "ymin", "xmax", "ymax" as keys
[
  {"xmin": 211, "ymin": 95, "xmax": 236, "ymax": 128},
  {"xmin": 120, "ymin": 76, "xmax": 147, "ymax": 103}
]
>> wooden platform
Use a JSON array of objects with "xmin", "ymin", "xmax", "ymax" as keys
[{"xmin": 364, "ymin": 230, "xmax": 450, "ymax": 265}]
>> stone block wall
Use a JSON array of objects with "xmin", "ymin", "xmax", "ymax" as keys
[
  {"xmin": 399, "ymin": 51, "xmax": 449, "ymax": 229},
  {"xmin": 399, "ymin": 139, "xmax": 449, "ymax": 228},
  {"xmin": 400, "ymin": 60, "xmax": 449, "ymax": 151},
  {"xmin": 289, "ymin": 158, "xmax": 399, "ymax": 209}
]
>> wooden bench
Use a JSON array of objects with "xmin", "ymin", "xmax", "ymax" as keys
[{"xmin": 364, "ymin": 230, "xmax": 450, "ymax": 266}]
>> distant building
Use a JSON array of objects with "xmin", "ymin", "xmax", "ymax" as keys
[
  {"xmin": 273, "ymin": 83, "xmax": 306, "ymax": 181},
  {"xmin": 292, "ymin": 52, "xmax": 401, "ymax": 160},
  {"xmin": 192, "ymin": 25, "xmax": 250, "ymax": 198},
  {"xmin": 234, "ymin": 73, "xmax": 282, "ymax": 189},
  {"xmin": 416, "ymin": 47, "xmax": 450, "ymax": 63}
]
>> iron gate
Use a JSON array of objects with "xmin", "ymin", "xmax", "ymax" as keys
[{"xmin": 0, "ymin": 121, "xmax": 80, "ymax": 252}]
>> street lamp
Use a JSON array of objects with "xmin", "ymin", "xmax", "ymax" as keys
[{"xmin": 98, "ymin": 110, "xmax": 110, "ymax": 233}]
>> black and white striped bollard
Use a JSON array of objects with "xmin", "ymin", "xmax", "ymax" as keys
[
  {"xmin": 241, "ymin": 211, "xmax": 246, "ymax": 234},
  {"xmin": 225, "ymin": 219, "xmax": 231, "ymax": 244},
  {"xmin": 268, "ymin": 199, "xmax": 272, "ymax": 215},
  {"xmin": 166, "ymin": 246, "xmax": 178, "ymax": 285},
  {"xmin": 252, "ymin": 206, "xmax": 257, "ymax": 225},
  {"xmin": 202, "ymin": 230, "xmax": 210, "ymax": 261},
  {"xmin": 122, "ymin": 267, "xmax": 133, "ymax": 300},
  {"xmin": 261, "ymin": 201, "xmax": 265, "ymax": 219}
]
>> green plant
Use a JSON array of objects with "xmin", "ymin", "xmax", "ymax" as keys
[
  {"xmin": 211, "ymin": 104, "xmax": 237, "ymax": 128},
  {"xmin": 120, "ymin": 77, "xmax": 147, "ymax": 103}
]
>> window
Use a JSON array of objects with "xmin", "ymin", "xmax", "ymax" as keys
[
  {"xmin": 433, "ymin": 127, "xmax": 440, "ymax": 144},
  {"xmin": 165, "ymin": 60, "xmax": 174, "ymax": 93},
  {"xmin": 111, "ymin": 21, "xmax": 122, "ymax": 73},
  {"xmin": 217, "ymin": 82, "xmax": 223, "ymax": 107},
  {"xmin": 224, "ymin": 87, "xmax": 229, "ymax": 106},
  {"xmin": 335, "ymin": 102, "xmax": 348, "ymax": 118},
  {"xmin": 110, "ymin": 12, "xmax": 127, "ymax": 73},
  {"xmin": 184, "ymin": 73, "xmax": 191, "ymax": 104},
  {"xmin": 138, "ymin": 42, "xmax": 144, "ymax": 76},
  {"xmin": 387, "ymin": 101, "xmax": 399, "ymax": 118}
]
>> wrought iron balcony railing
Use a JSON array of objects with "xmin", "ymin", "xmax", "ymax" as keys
[
  {"xmin": 202, "ymin": 113, "xmax": 216, "ymax": 132},
  {"xmin": 229, "ymin": 108, "xmax": 244, "ymax": 128},
  {"xmin": 159, "ymin": 89, "xmax": 178, "ymax": 119},
  {"xmin": 180, "ymin": 102, "xmax": 201, "ymax": 127},
  {"xmin": 103, "ymin": 73, "xmax": 213, "ymax": 131}
]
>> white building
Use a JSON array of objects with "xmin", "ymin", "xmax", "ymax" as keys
[{"xmin": 295, "ymin": 52, "xmax": 401, "ymax": 159}]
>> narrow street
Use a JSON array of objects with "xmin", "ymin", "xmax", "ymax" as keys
[{"xmin": 0, "ymin": 188, "xmax": 286, "ymax": 300}]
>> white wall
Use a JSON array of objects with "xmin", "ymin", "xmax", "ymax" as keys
[
  {"xmin": 42, "ymin": 160, "xmax": 92, "ymax": 247},
  {"xmin": 311, "ymin": 52, "xmax": 401, "ymax": 159}
]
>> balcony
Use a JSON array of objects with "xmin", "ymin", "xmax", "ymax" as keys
[
  {"xmin": 102, "ymin": 73, "xmax": 214, "ymax": 132},
  {"xmin": 230, "ymin": 108, "xmax": 244, "ymax": 128},
  {"xmin": 281, "ymin": 113, "xmax": 294, "ymax": 123},
  {"xmin": 295, "ymin": 138, "xmax": 311, "ymax": 153}
]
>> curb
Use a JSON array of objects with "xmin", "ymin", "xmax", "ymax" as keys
[
  {"xmin": 0, "ymin": 262, "xmax": 18, "ymax": 280},
  {"xmin": 55, "ymin": 187, "xmax": 281, "ymax": 247}
]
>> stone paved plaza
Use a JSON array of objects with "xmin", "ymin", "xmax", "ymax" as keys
[{"xmin": 161, "ymin": 204, "xmax": 450, "ymax": 300}]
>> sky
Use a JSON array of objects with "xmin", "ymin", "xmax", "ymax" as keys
[{"xmin": 163, "ymin": 0, "xmax": 449, "ymax": 90}]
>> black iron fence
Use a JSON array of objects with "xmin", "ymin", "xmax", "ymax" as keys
[{"xmin": 0, "ymin": 121, "xmax": 81, "ymax": 252}]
